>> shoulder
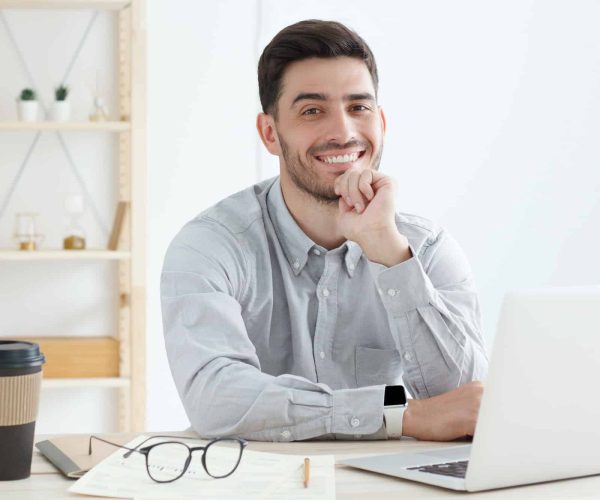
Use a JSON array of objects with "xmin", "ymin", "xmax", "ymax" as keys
[
  {"xmin": 163, "ymin": 178, "xmax": 276, "ymax": 269},
  {"xmin": 194, "ymin": 178, "xmax": 275, "ymax": 235}
]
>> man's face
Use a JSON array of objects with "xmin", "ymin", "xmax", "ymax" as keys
[{"xmin": 272, "ymin": 56, "xmax": 385, "ymax": 205}]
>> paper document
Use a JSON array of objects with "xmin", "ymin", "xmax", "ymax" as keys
[{"xmin": 68, "ymin": 435, "xmax": 335, "ymax": 499}]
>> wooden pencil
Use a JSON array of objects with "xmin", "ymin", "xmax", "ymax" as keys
[{"xmin": 304, "ymin": 457, "xmax": 310, "ymax": 488}]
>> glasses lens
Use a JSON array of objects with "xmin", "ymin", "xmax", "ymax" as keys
[
  {"xmin": 204, "ymin": 439, "xmax": 243, "ymax": 478},
  {"xmin": 146, "ymin": 442, "xmax": 191, "ymax": 482}
]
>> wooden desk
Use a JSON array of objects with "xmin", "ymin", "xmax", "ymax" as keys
[{"xmin": 2, "ymin": 434, "xmax": 600, "ymax": 499}]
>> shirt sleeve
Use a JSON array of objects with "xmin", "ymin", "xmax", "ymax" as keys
[
  {"xmin": 161, "ymin": 219, "xmax": 385, "ymax": 442},
  {"xmin": 370, "ymin": 228, "xmax": 489, "ymax": 399}
]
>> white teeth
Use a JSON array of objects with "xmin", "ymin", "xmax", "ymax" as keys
[{"xmin": 321, "ymin": 152, "xmax": 359, "ymax": 164}]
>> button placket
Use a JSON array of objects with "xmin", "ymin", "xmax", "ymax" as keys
[{"xmin": 312, "ymin": 255, "xmax": 338, "ymax": 378}]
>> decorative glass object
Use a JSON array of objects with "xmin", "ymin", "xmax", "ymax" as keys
[
  {"xmin": 63, "ymin": 194, "xmax": 86, "ymax": 250},
  {"xmin": 89, "ymin": 71, "xmax": 109, "ymax": 122},
  {"xmin": 14, "ymin": 213, "xmax": 44, "ymax": 251},
  {"xmin": 89, "ymin": 96, "xmax": 109, "ymax": 122}
]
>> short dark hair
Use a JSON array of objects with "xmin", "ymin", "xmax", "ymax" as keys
[{"xmin": 257, "ymin": 19, "xmax": 379, "ymax": 117}]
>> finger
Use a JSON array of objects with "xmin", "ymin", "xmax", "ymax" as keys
[
  {"xmin": 334, "ymin": 172, "xmax": 350, "ymax": 200},
  {"xmin": 358, "ymin": 170, "xmax": 375, "ymax": 201},
  {"xmin": 335, "ymin": 170, "xmax": 353, "ymax": 206},
  {"xmin": 338, "ymin": 195, "xmax": 353, "ymax": 214},
  {"xmin": 348, "ymin": 170, "xmax": 369, "ymax": 213},
  {"xmin": 334, "ymin": 176, "xmax": 342, "ymax": 196},
  {"xmin": 371, "ymin": 170, "xmax": 394, "ymax": 192}
]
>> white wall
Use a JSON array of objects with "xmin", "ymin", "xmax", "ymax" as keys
[
  {"xmin": 147, "ymin": 0, "xmax": 600, "ymax": 430},
  {"xmin": 146, "ymin": 0, "xmax": 259, "ymax": 430}
]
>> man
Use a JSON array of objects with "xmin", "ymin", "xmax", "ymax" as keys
[{"xmin": 161, "ymin": 20, "xmax": 488, "ymax": 442}]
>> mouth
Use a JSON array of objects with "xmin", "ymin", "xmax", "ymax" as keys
[{"xmin": 313, "ymin": 150, "xmax": 367, "ymax": 169}]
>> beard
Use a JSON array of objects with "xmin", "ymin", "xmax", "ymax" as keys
[{"xmin": 278, "ymin": 132, "xmax": 383, "ymax": 206}]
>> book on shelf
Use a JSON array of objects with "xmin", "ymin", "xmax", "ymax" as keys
[{"xmin": 107, "ymin": 201, "xmax": 128, "ymax": 251}]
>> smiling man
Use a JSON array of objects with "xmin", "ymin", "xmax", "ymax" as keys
[{"xmin": 161, "ymin": 20, "xmax": 488, "ymax": 442}]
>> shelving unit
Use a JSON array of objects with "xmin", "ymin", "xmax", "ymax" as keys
[
  {"xmin": 42, "ymin": 377, "xmax": 131, "ymax": 389},
  {"xmin": 0, "ymin": 250, "xmax": 131, "ymax": 260},
  {"xmin": 0, "ymin": 121, "xmax": 131, "ymax": 131},
  {"xmin": 0, "ymin": 0, "xmax": 146, "ymax": 432}
]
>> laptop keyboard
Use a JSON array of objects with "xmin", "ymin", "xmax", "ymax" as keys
[{"xmin": 407, "ymin": 460, "xmax": 469, "ymax": 478}]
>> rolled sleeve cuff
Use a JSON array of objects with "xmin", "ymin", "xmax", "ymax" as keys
[
  {"xmin": 372, "ymin": 257, "xmax": 435, "ymax": 316},
  {"xmin": 332, "ymin": 385, "xmax": 385, "ymax": 435}
]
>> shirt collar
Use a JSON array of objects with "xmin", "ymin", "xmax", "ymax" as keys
[
  {"xmin": 344, "ymin": 240, "xmax": 363, "ymax": 278},
  {"xmin": 266, "ymin": 178, "xmax": 363, "ymax": 277},
  {"xmin": 267, "ymin": 178, "xmax": 315, "ymax": 276}
]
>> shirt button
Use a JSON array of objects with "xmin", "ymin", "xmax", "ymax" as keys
[
  {"xmin": 313, "ymin": 249, "xmax": 321, "ymax": 256},
  {"xmin": 281, "ymin": 430, "xmax": 291, "ymax": 439},
  {"xmin": 319, "ymin": 351, "xmax": 325, "ymax": 359},
  {"xmin": 348, "ymin": 263, "xmax": 355, "ymax": 271},
  {"xmin": 322, "ymin": 288, "xmax": 330, "ymax": 297},
  {"xmin": 293, "ymin": 260, "xmax": 300, "ymax": 270},
  {"xmin": 404, "ymin": 351, "xmax": 413, "ymax": 362},
  {"xmin": 350, "ymin": 418, "xmax": 360, "ymax": 428},
  {"xmin": 387, "ymin": 288, "xmax": 396, "ymax": 297}
]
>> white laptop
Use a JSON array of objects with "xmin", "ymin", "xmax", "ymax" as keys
[{"xmin": 341, "ymin": 286, "xmax": 600, "ymax": 492}]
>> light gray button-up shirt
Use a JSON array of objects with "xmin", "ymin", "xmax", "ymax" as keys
[{"xmin": 161, "ymin": 176, "xmax": 488, "ymax": 441}]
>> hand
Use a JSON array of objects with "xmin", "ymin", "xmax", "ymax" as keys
[
  {"xmin": 333, "ymin": 168, "xmax": 411, "ymax": 266},
  {"xmin": 402, "ymin": 381, "xmax": 484, "ymax": 441},
  {"xmin": 333, "ymin": 168, "xmax": 396, "ymax": 240}
]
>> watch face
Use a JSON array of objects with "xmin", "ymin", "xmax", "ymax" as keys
[{"xmin": 384, "ymin": 385, "xmax": 407, "ymax": 406}]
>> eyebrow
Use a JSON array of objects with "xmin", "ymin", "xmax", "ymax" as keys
[{"xmin": 291, "ymin": 92, "xmax": 376, "ymax": 108}]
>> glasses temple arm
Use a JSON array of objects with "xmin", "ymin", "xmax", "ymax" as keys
[{"xmin": 88, "ymin": 435, "xmax": 141, "ymax": 456}]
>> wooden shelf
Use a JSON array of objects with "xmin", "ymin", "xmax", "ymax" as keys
[
  {"xmin": 0, "ymin": 121, "xmax": 130, "ymax": 131},
  {"xmin": 0, "ymin": 249, "xmax": 131, "ymax": 260},
  {"xmin": 0, "ymin": 0, "xmax": 130, "ymax": 10},
  {"xmin": 42, "ymin": 377, "xmax": 130, "ymax": 389}
]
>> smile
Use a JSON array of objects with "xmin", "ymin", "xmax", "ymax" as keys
[{"xmin": 314, "ymin": 150, "xmax": 366, "ymax": 164}]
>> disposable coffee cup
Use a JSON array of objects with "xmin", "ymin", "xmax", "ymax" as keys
[{"xmin": 0, "ymin": 341, "xmax": 45, "ymax": 481}]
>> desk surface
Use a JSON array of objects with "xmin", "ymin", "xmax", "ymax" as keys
[{"xmin": 2, "ymin": 433, "xmax": 600, "ymax": 499}]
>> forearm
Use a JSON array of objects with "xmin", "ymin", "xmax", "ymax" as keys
[
  {"xmin": 369, "ymin": 232, "xmax": 488, "ymax": 398},
  {"xmin": 358, "ymin": 227, "xmax": 412, "ymax": 268},
  {"xmin": 176, "ymin": 356, "xmax": 386, "ymax": 441}
]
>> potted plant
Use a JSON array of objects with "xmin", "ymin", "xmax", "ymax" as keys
[
  {"xmin": 17, "ymin": 88, "xmax": 38, "ymax": 122},
  {"xmin": 51, "ymin": 85, "xmax": 70, "ymax": 122}
]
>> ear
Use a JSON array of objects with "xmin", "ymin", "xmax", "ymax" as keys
[
  {"xmin": 379, "ymin": 106, "xmax": 387, "ymax": 137},
  {"xmin": 256, "ymin": 113, "xmax": 282, "ymax": 156}
]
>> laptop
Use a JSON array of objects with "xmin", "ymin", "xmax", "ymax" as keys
[{"xmin": 341, "ymin": 286, "xmax": 600, "ymax": 491}]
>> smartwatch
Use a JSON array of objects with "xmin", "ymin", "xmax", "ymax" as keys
[{"xmin": 383, "ymin": 385, "xmax": 407, "ymax": 439}]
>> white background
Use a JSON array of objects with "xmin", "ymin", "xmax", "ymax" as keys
[{"xmin": 1, "ymin": 0, "xmax": 599, "ymax": 433}]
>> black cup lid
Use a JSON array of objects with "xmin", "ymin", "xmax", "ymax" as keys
[{"xmin": 0, "ymin": 341, "xmax": 45, "ymax": 369}]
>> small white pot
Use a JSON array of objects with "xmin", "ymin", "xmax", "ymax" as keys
[
  {"xmin": 51, "ymin": 101, "xmax": 71, "ymax": 122},
  {"xmin": 17, "ymin": 100, "xmax": 39, "ymax": 122}
]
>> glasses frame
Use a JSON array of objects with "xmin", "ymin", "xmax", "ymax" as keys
[{"xmin": 88, "ymin": 434, "xmax": 248, "ymax": 483}]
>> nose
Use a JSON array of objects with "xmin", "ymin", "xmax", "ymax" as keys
[{"xmin": 324, "ymin": 105, "xmax": 357, "ymax": 145}]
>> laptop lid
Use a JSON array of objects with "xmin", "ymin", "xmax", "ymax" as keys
[{"xmin": 466, "ymin": 286, "xmax": 600, "ymax": 491}]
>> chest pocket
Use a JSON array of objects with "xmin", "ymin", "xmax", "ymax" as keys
[{"xmin": 355, "ymin": 346, "xmax": 403, "ymax": 387}]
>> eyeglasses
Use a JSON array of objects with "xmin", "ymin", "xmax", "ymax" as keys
[{"xmin": 88, "ymin": 435, "xmax": 248, "ymax": 483}]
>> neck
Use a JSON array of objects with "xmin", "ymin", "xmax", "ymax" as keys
[{"xmin": 279, "ymin": 173, "xmax": 346, "ymax": 250}]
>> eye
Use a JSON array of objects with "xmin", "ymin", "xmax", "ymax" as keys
[
  {"xmin": 351, "ymin": 104, "xmax": 370, "ymax": 112},
  {"xmin": 302, "ymin": 108, "xmax": 321, "ymax": 116}
]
